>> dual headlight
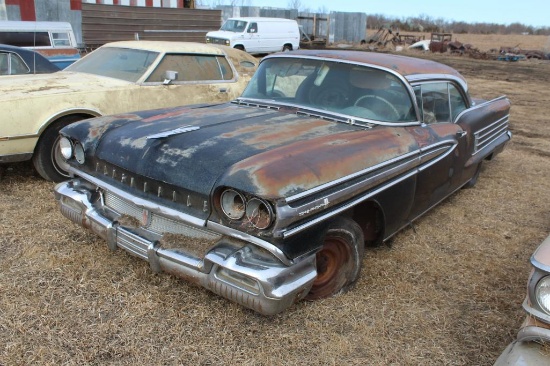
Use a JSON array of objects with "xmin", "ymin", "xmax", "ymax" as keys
[
  {"xmin": 220, "ymin": 188, "xmax": 274, "ymax": 230},
  {"xmin": 536, "ymin": 275, "xmax": 550, "ymax": 315},
  {"xmin": 59, "ymin": 136, "xmax": 85, "ymax": 164}
]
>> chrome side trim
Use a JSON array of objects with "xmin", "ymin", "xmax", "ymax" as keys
[
  {"xmin": 473, "ymin": 114, "xmax": 510, "ymax": 155},
  {"xmin": 285, "ymin": 149, "xmax": 420, "ymax": 204},
  {"xmin": 283, "ymin": 170, "xmax": 417, "ymax": 238}
]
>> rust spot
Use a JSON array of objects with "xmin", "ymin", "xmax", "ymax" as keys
[{"xmin": 228, "ymin": 127, "xmax": 417, "ymax": 197}]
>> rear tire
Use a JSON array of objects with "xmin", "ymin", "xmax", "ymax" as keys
[
  {"xmin": 305, "ymin": 217, "xmax": 365, "ymax": 300},
  {"xmin": 32, "ymin": 115, "xmax": 89, "ymax": 182}
]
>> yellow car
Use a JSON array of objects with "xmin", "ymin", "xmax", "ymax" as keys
[{"xmin": 0, "ymin": 41, "xmax": 257, "ymax": 181}]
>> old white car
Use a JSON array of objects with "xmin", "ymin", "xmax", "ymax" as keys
[
  {"xmin": 0, "ymin": 41, "xmax": 257, "ymax": 181},
  {"xmin": 494, "ymin": 234, "xmax": 550, "ymax": 365}
]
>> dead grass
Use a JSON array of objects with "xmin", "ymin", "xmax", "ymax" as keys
[{"xmin": 2, "ymin": 51, "xmax": 550, "ymax": 365}]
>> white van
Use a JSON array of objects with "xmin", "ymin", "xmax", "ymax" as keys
[
  {"xmin": 0, "ymin": 21, "xmax": 80, "ymax": 69},
  {"xmin": 206, "ymin": 17, "xmax": 300, "ymax": 54}
]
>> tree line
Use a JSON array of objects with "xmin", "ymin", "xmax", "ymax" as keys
[{"xmin": 366, "ymin": 14, "xmax": 550, "ymax": 36}]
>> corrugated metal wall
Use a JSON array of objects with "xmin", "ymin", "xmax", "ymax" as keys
[{"xmin": 81, "ymin": 3, "xmax": 220, "ymax": 47}]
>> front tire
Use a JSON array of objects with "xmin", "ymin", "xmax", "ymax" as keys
[
  {"xmin": 32, "ymin": 116, "xmax": 89, "ymax": 182},
  {"xmin": 305, "ymin": 217, "xmax": 365, "ymax": 300}
]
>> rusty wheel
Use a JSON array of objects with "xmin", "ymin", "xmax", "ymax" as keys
[{"xmin": 305, "ymin": 217, "xmax": 365, "ymax": 300}]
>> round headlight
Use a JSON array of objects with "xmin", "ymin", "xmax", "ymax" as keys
[
  {"xmin": 74, "ymin": 142, "xmax": 85, "ymax": 164},
  {"xmin": 536, "ymin": 276, "xmax": 550, "ymax": 314},
  {"xmin": 59, "ymin": 137, "xmax": 73, "ymax": 160},
  {"xmin": 246, "ymin": 198, "xmax": 273, "ymax": 230},
  {"xmin": 220, "ymin": 189, "xmax": 246, "ymax": 220}
]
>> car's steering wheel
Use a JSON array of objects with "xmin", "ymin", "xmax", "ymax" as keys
[
  {"xmin": 312, "ymin": 85, "xmax": 350, "ymax": 109},
  {"xmin": 354, "ymin": 95, "xmax": 400, "ymax": 120}
]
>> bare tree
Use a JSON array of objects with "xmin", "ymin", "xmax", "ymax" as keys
[{"xmin": 287, "ymin": 0, "xmax": 303, "ymax": 10}]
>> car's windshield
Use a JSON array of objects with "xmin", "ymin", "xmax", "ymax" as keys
[
  {"xmin": 240, "ymin": 57, "xmax": 417, "ymax": 123},
  {"xmin": 65, "ymin": 47, "xmax": 159, "ymax": 82},
  {"xmin": 220, "ymin": 20, "xmax": 248, "ymax": 32}
]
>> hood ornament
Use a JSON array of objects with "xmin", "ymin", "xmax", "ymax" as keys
[{"xmin": 146, "ymin": 125, "xmax": 200, "ymax": 139}]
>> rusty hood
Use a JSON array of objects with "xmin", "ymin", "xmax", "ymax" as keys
[
  {"xmin": 64, "ymin": 103, "xmax": 419, "ymax": 199},
  {"xmin": 0, "ymin": 71, "xmax": 130, "ymax": 102}
]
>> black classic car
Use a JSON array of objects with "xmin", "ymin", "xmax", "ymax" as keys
[
  {"xmin": 0, "ymin": 43, "xmax": 60, "ymax": 75},
  {"xmin": 54, "ymin": 50, "xmax": 511, "ymax": 315}
]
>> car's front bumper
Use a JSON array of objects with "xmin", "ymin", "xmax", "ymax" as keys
[
  {"xmin": 54, "ymin": 179, "xmax": 317, "ymax": 315},
  {"xmin": 493, "ymin": 340, "xmax": 549, "ymax": 366},
  {"xmin": 493, "ymin": 316, "xmax": 550, "ymax": 365}
]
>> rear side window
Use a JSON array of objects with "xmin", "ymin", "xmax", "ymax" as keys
[
  {"xmin": 414, "ymin": 82, "xmax": 468, "ymax": 123},
  {"xmin": 0, "ymin": 52, "xmax": 30, "ymax": 75},
  {"xmin": 0, "ymin": 31, "xmax": 51, "ymax": 47},
  {"xmin": 146, "ymin": 54, "xmax": 234, "ymax": 83}
]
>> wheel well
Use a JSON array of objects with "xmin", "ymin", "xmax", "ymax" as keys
[
  {"xmin": 35, "ymin": 113, "xmax": 96, "ymax": 151},
  {"xmin": 283, "ymin": 43, "xmax": 293, "ymax": 50},
  {"xmin": 350, "ymin": 200, "xmax": 385, "ymax": 246},
  {"xmin": 234, "ymin": 44, "xmax": 245, "ymax": 51},
  {"xmin": 41, "ymin": 113, "xmax": 96, "ymax": 134}
]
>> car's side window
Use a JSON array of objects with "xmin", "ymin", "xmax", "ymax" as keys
[
  {"xmin": 0, "ymin": 53, "xmax": 29, "ymax": 75},
  {"xmin": 449, "ymin": 84, "xmax": 467, "ymax": 121},
  {"xmin": 417, "ymin": 82, "xmax": 450, "ymax": 123},
  {"xmin": 146, "ymin": 54, "xmax": 234, "ymax": 83}
]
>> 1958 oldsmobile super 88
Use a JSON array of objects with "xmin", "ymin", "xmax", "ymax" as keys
[{"xmin": 54, "ymin": 50, "xmax": 511, "ymax": 315}]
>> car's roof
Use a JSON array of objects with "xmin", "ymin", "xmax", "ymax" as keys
[
  {"xmin": 0, "ymin": 43, "xmax": 60, "ymax": 73},
  {"xmin": 0, "ymin": 43, "xmax": 36, "ymax": 55},
  {"xmin": 268, "ymin": 49, "xmax": 465, "ymax": 81},
  {"xmin": 101, "ymin": 41, "xmax": 227, "ymax": 55}
]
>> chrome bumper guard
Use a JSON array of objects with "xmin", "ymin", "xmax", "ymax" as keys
[{"xmin": 54, "ymin": 179, "xmax": 316, "ymax": 316}]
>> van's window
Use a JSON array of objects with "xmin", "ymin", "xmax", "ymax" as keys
[
  {"xmin": 220, "ymin": 20, "xmax": 248, "ymax": 33},
  {"xmin": 247, "ymin": 23, "xmax": 258, "ymax": 33},
  {"xmin": 0, "ymin": 31, "xmax": 51, "ymax": 47},
  {"xmin": 146, "ymin": 54, "xmax": 234, "ymax": 82},
  {"xmin": 66, "ymin": 47, "xmax": 159, "ymax": 82},
  {"xmin": 52, "ymin": 32, "xmax": 71, "ymax": 47}
]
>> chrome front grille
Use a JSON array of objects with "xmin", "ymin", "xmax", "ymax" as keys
[
  {"xmin": 474, "ymin": 115, "xmax": 509, "ymax": 154},
  {"xmin": 209, "ymin": 37, "xmax": 228, "ymax": 45},
  {"xmin": 103, "ymin": 191, "xmax": 220, "ymax": 240}
]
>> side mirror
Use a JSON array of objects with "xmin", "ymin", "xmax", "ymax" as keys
[{"xmin": 163, "ymin": 70, "xmax": 178, "ymax": 85}]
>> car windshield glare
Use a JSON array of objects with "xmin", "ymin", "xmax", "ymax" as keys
[
  {"xmin": 241, "ymin": 58, "xmax": 417, "ymax": 123},
  {"xmin": 65, "ymin": 47, "xmax": 159, "ymax": 82}
]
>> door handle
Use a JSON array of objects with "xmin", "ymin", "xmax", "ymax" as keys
[{"xmin": 219, "ymin": 88, "xmax": 228, "ymax": 93}]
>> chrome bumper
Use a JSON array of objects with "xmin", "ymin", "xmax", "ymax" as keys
[{"xmin": 54, "ymin": 179, "xmax": 316, "ymax": 316}]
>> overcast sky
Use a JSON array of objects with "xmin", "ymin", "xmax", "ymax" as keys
[{"xmin": 243, "ymin": 0, "xmax": 549, "ymax": 28}]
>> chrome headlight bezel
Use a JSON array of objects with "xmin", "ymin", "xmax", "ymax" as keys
[
  {"xmin": 220, "ymin": 189, "xmax": 246, "ymax": 220},
  {"xmin": 59, "ymin": 136, "xmax": 73, "ymax": 160},
  {"xmin": 535, "ymin": 275, "xmax": 550, "ymax": 315},
  {"xmin": 219, "ymin": 188, "xmax": 275, "ymax": 230},
  {"xmin": 74, "ymin": 142, "xmax": 85, "ymax": 165}
]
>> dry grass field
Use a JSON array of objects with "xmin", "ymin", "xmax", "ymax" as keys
[{"xmin": 2, "ymin": 35, "xmax": 550, "ymax": 365}]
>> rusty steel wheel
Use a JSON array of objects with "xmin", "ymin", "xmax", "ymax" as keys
[{"xmin": 305, "ymin": 217, "xmax": 365, "ymax": 300}]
